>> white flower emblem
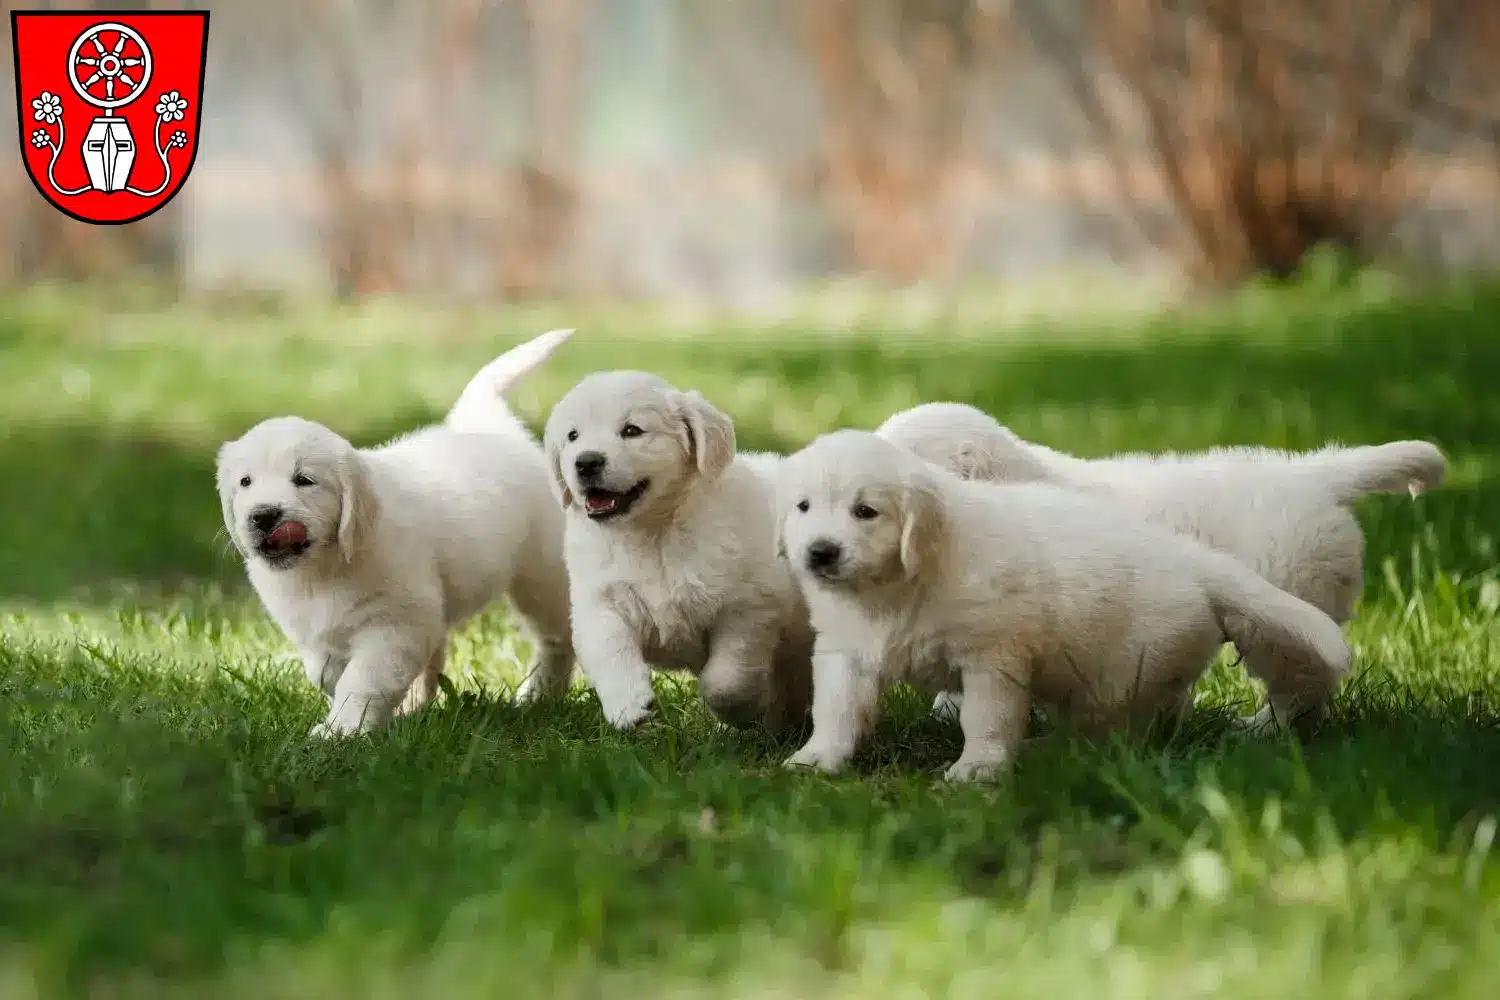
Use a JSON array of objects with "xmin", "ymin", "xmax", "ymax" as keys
[
  {"xmin": 170, "ymin": 130, "xmax": 188, "ymax": 149},
  {"xmin": 154, "ymin": 90, "xmax": 188, "ymax": 121},
  {"xmin": 31, "ymin": 91, "xmax": 62, "ymax": 125},
  {"xmin": 30, "ymin": 128, "xmax": 50, "ymax": 149}
]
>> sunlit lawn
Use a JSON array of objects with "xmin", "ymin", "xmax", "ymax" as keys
[{"xmin": 2, "ymin": 280, "xmax": 1499, "ymax": 998}]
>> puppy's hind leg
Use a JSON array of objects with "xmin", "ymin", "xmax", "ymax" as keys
[
  {"xmin": 1241, "ymin": 642, "xmax": 1342, "ymax": 737},
  {"xmin": 768, "ymin": 630, "xmax": 816, "ymax": 733},
  {"xmin": 397, "ymin": 646, "xmax": 446, "ymax": 717},
  {"xmin": 514, "ymin": 633, "xmax": 575, "ymax": 704},
  {"xmin": 508, "ymin": 576, "xmax": 576, "ymax": 704},
  {"xmin": 698, "ymin": 614, "xmax": 781, "ymax": 730},
  {"xmin": 1239, "ymin": 522, "xmax": 1360, "ymax": 735}
]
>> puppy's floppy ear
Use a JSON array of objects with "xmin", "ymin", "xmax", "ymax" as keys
[
  {"xmin": 540, "ymin": 410, "xmax": 576, "ymax": 508},
  {"xmin": 898, "ymin": 474, "xmax": 946, "ymax": 580},
  {"xmin": 214, "ymin": 441, "xmax": 246, "ymax": 557},
  {"xmin": 677, "ymin": 390, "xmax": 736, "ymax": 479},
  {"xmin": 336, "ymin": 451, "xmax": 378, "ymax": 563},
  {"xmin": 544, "ymin": 436, "xmax": 574, "ymax": 508}
]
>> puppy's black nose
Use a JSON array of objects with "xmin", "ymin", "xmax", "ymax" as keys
[
  {"xmin": 805, "ymin": 539, "xmax": 842, "ymax": 570},
  {"xmin": 574, "ymin": 451, "xmax": 607, "ymax": 479},
  {"xmin": 249, "ymin": 506, "xmax": 283, "ymax": 533}
]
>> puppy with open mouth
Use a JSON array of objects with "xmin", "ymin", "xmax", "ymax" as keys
[
  {"xmin": 776, "ymin": 430, "xmax": 1351, "ymax": 782},
  {"xmin": 542, "ymin": 371, "xmax": 814, "ymax": 732},
  {"xmin": 217, "ymin": 328, "xmax": 578, "ymax": 737}
]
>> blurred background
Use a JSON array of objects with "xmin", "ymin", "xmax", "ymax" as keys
[{"xmin": 5, "ymin": 0, "xmax": 1500, "ymax": 306}]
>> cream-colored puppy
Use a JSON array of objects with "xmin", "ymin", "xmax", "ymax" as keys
[
  {"xmin": 878, "ymin": 402, "xmax": 1444, "ymax": 730},
  {"xmin": 217, "ymin": 329, "xmax": 576, "ymax": 737},
  {"xmin": 776, "ymin": 431, "xmax": 1352, "ymax": 781},
  {"xmin": 543, "ymin": 371, "xmax": 813, "ymax": 731}
]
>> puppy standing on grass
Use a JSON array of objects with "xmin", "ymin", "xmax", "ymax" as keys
[
  {"xmin": 776, "ymin": 431, "xmax": 1352, "ymax": 781},
  {"xmin": 217, "ymin": 329, "xmax": 577, "ymax": 737},
  {"xmin": 543, "ymin": 371, "xmax": 813, "ymax": 732},
  {"xmin": 878, "ymin": 402, "xmax": 1445, "ymax": 731}
]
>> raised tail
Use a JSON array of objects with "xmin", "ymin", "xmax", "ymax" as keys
[
  {"xmin": 444, "ymin": 327, "xmax": 574, "ymax": 436},
  {"xmin": 1302, "ymin": 440, "xmax": 1446, "ymax": 506},
  {"xmin": 1203, "ymin": 553, "xmax": 1352, "ymax": 687}
]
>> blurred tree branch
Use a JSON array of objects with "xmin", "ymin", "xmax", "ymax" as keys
[
  {"xmin": 492, "ymin": 0, "xmax": 591, "ymax": 299},
  {"xmin": 267, "ymin": 0, "xmax": 589, "ymax": 300},
  {"xmin": 1016, "ymin": 0, "xmax": 1469, "ymax": 286},
  {"xmin": 796, "ymin": 0, "xmax": 1010, "ymax": 284}
]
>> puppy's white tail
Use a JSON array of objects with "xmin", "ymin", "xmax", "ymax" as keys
[
  {"xmin": 1203, "ymin": 553, "xmax": 1351, "ymax": 683},
  {"xmin": 444, "ymin": 327, "xmax": 574, "ymax": 436},
  {"xmin": 1302, "ymin": 440, "xmax": 1446, "ymax": 505}
]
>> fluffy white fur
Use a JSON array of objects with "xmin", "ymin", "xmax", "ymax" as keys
[
  {"xmin": 877, "ymin": 401, "xmax": 1445, "ymax": 730},
  {"xmin": 776, "ymin": 430, "xmax": 1352, "ymax": 781},
  {"xmin": 217, "ymin": 328, "xmax": 577, "ymax": 737},
  {"xmin": 543, "ymin": 371, "xmax": 813, "ymax": 731}
]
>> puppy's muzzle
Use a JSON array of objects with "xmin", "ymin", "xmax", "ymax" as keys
[
  {"xmin": 804, "ymin": 539, "xmax": 843, "ymax": 577},
  {"xmin": 247, "ymin": 503, "xmax": 312, "ymax": 565}
]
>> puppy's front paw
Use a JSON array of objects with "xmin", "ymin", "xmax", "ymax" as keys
[
  {"xmin": 604, "ymin": 695, "xmax": 656, "ymax": 730},
  {"xmin": 1232, "ymin": 703, "xmax": 1289, "ymax": 736},
  {"xmin": 515, "ymin": 670, "xmax": 564, "ymax": 705},
  {"xmin": 702, "ymin": 690, "xmax": 765, "ymax": 731},
  {"xmin": 942, "ymin": 752, "xmax": 1011, "ymax": 784},
  {"xmin": 308, "ymin": 720, "xmax": 346, "ymax": 740},
  {"xmin": 783, "ymin": 741, "xmax": 850, "ymax": 775}
]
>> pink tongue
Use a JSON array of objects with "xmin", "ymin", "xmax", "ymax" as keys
[
  {"xmin": 585, "ymin": 494, "xmax": 616, "ymax": 513},
  {"xmin": 268, "ymin": 521, "xmax": 309, "ymax": 547}
]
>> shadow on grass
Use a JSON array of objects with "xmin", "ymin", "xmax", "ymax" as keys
[
  {"xmin": 2, "ymin": 299, "xmax": 1500, "ymax": 602},
  {"xmin": 4, "ymin": 642, "xmax": 1500, "ymax": 991},
  {"xmin": 699, "ymin": 288, "xmax": 1500, "ymax": 456},
  {"xmin": 0, "ymin": 410, "xmax": 447, "ymax": 601}
]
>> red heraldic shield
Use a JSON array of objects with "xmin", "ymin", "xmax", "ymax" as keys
[{"xmin": 11, "ymin": 10, "xmax": 209, "ymax": 225}]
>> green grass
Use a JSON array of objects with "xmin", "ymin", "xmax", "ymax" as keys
[{"xmin": 3, "ymin": 280, "xmax": 1500, "ymax": 998}]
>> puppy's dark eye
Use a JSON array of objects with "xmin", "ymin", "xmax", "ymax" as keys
[
  {"xmin": 620, "ymin": 423, "xmax": 643, "ymax": 439},
  {"xmin": 292, "ymin": 473, "xmax": 316, "ymax": 488},
  {"xmin": 238, "ymin": 475, "xmax": 252, "ymax": 488},
  {"xmin": 567, "ymin": 429, "xmax": 578, "ymax": 442},
  {"xmin": 796, "ymin": 499, "xmax": 810, "ymax": 513},
  {"xmin": 853, "ymin": 503, "xmax": 879, "ymax": 520}
]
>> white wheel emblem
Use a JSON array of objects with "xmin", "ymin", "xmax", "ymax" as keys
[{"xmin": 67, "ymin": 22, "xmax": 152, "ymax": 110}]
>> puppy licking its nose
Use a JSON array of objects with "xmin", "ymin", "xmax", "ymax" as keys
[
  {"xmin": 245, "ymin": 504, "xmax": 311, "ymax": 562},
  {"xmin": 264, "ymin": 519, "xmax": 309, "ymax": 551},
  {"xmin": 215, "ymin": 326, "xmax": 579, "ymax": 739}
]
